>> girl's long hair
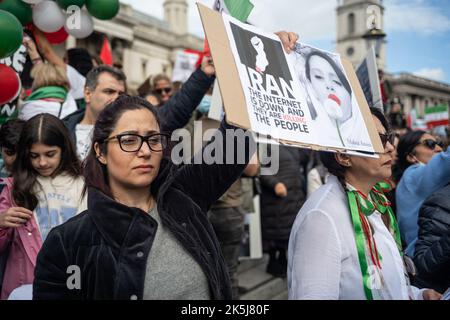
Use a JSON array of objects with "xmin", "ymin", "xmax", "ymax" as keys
[{"xmin": 12, "ymin": 114, "xmax": 80, "ymax": 210}]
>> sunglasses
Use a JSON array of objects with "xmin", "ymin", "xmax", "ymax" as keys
[
  {"xmin": 379, "ymin": 132, "xmax": 396, "ymax": 148},
  {"xmin": 154, "ymin": 87, "xmax": 172, "ymax": 95},
  {"xmin": 419, "ymin": 139, "xmax": 444, "ymax": 150}
]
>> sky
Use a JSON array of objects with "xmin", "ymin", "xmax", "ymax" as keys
[{"xmin": 120, "ymin": 0, "xmax": 450, "ymax": 84}]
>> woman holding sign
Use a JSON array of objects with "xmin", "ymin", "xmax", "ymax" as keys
[{"xmin": 287, "ymin": 108, "xmax": 441, "ymax": 300}]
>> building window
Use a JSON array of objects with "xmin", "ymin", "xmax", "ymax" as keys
[{"xmin": 348, "ymin": 13, "xmax": 355, "ymax": 35}]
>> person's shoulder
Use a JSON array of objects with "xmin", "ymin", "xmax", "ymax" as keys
[
  {"xmin": 62, "ymin": 108, "xmax": 85, "ymax": 125},
  {"xmin": 422, "ymin": 183, "xmax": 450, "ymax": 211},
  {"xmin": 66, "ymin": 64, "xmax": 85, "ymax": 81},
  {"xmin": 47, "ymin": 209, "xmax": 92, "ymax": 244},
  {"xmin": 298, "ymin": 178, "xmax": 347, "ymax": 221}
]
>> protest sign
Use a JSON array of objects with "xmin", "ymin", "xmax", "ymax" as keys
[
  {"xmin": 171, "ymin": 49, "xmax": 202, "ymax": 83},
  {"xmin": 356, "ymin": 47, "xmax": 383, "ymax": 111},
  {"xmin": 197, "ymin": 4, "xmax": 383, "ymax": 155},
  {"xmin": 207, "ymin": 80, "xmax": 225, "ymax": 121}
]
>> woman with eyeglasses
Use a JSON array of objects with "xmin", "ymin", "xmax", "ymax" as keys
[
  {"xmin": 32, "ymin": 95, "xmax": 255, "ymax": 300},
  {"xmin": 393, "ymin": 130, "xmax": 450, "ymax": 258},
  {"xmin": 288, "ymin": 108, "xmax": 441, "ymax": 300}
]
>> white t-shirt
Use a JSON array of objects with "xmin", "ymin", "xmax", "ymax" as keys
[
  {"xmin": 66, "ymin": 65, "xmax": 86, "ymax": 100},
  {"xmin": 33, "ymin": 173, "xmax": 86, "ymax": 242},
  {"xmin": 75, "ymin": 124, "xmax": 94, "ymax": 161},
  {"xmin": 18, "ymin": 92, "xmax": 78, "ymax": 120},
  {"xmin": 288, "ymin": 175, "xmax": 425, "ymax": 300}
]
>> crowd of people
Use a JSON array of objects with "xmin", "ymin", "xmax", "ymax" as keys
[{"xmin": 0, "ymin": 27, "xmax": 449, "ymax": 301}]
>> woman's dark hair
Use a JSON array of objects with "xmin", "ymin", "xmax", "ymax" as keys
[
  {"xmin": 392, "ymin": 130, "xmax": 426, "ymax": 182},
  {"xmin": 305, "ymin": 50, "xmax": 352, "ymax": 96},
  {"xmin": 12, "ymin": 114, "xmax": 81, "ymax": 210},
  {"xmin": 0, "ymin": 119, "xmax": 26, "ymax": 152},
  {"xmin": 319, "ymin": 107, "xmax": 390, "ymax": 191},
  {"xmin": 83, "ymin": 95, "xmax": 161, "ymax": 199}
]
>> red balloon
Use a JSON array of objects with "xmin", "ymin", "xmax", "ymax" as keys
[
  {"xmin": 0, "ymin": 64, "xmax": 21, "ymax": 105},
  {"xmin": 43, "ymin": 27, "xmax": 69, "ymax": 44}
]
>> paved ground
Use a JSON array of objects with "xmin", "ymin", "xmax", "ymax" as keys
[{"xmin": 237, "ymin": 254, "xmax": 288, "ymax": 300}]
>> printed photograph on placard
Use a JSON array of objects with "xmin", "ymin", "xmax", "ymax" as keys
[
  {"xmin": 292, "ymin": 43, "xmax": 373, "ymax": 151},
  {"xmin": 224, "ymin": 15, "xmax": 316, "ymax": 145}
]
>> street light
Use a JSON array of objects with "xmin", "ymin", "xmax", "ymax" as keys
[{"xmin": 362, "ymin": 19, "xmax": 386, "ymax": 58}]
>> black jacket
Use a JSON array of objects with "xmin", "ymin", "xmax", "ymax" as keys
[
  {"xmin": 259, "ymin": 145, "xmax": 309, "ymax": 246},
  {"xmin": 63, "ymin": 68, "xmax": 214, "ymax": 142},
  {"xmin": 414, "ymin": 184, "xmax": 450, "ymax": 293},
  {"xmin": 33, "ymin": 121, "xmax": 255, "ymax": 300}
]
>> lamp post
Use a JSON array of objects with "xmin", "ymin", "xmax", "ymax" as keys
[{"xmin": 362, "ymin": 19, "xmax": 386, "ymax": 59}]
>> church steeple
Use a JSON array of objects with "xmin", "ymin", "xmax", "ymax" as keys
[
  {"xmin": 336, "ymin": 0, "xmax": 386, "ymax": 70},
  {"xmin": 164, "ymin": 0, "xmax": 188, "ymax": 35}
]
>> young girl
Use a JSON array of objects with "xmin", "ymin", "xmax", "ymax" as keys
[{"xmin": 0, "ymin": 114, "xmax": 86, "ymax": 299}]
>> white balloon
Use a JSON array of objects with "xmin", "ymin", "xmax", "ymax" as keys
[
  {"xmin": 32, "ymin": 1, "xmax": 65, "ymax": 33},
  {"xmin": 65, "ymin": 10, "xmax": 93, "ymax": 39},
  {"xmin": 22, "ymin": 0, "xmax": 43, "ymax": 4}
]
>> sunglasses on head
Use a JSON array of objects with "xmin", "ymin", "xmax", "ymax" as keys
[
  {"xmin": 154, "ymin": 87, "xmax": 172, "ymax": 95},
  {"xmin": 419, "ymin": 139, "xmax": 444, "ymax": 150},
  {"xmin": 378, "ymin": 132, "xmax": 396, "ymax": 148}
]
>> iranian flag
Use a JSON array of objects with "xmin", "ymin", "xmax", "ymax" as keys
[
  {"xmin": 205, "ymin": 0, "xmax": 255, "ymax": 55},
  {"xmin": 425, "ymin": 104, "xmax": 449, "ymax": 128},
  {"xmin": 213, "ymin": 0, "xmax": 255, "ymax": 23}
]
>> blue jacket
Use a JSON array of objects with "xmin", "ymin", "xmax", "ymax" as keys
[{"xmin": 396, "ymin": 147, "xmax": 450, "ymax": 257}]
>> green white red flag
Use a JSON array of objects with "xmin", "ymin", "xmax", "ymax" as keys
[
  {"xmin": 213, "ymin": 0, "xmax": 255, "ymax": 23},
  {"xmin": 425, "ymin": 104, "xmax": 449, "ymax": 128}
]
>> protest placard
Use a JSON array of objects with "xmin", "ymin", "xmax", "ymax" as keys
[
  {"xmin": 197, "ymin": 4, "xmax": 384, "ymax": 156},
  {"xmin": 356, "ymin": 47, "xmax": 383, "ymax": 112},
  {"xmin": 171, "ymin": 49, "xmax": 202, "ymax": 83}
]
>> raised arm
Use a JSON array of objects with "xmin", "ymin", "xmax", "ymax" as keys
[
  {"xmin": 169, "ymin": 120, "xmax": 256, "ymax": 212},
  {"xmin": 33, "ymin": 28, "xmax": 66, "ymax": 69},
  {"xmin": 402, "ymin": 147, "xmax": 450, "ymax": 198},
  {"xmin": 158, "ymin": 56, "xmax": 215, "ymax": 133}
]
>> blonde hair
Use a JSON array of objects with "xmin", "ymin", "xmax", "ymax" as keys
[{"xmin": 31, "ymin": 63, "xmax": 70, "ymax": 91}]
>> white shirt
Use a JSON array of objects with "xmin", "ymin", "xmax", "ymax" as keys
[
  {"xmin": 288, "ymin": 175, "xmax": 424, "ymax": 300},
  {"xmin": 66, "ymin": 65, "xmax": 86, "ymax": 100},
  {"xmin": 75, "ymin": 124, "xmax": 94, "ymax": 161},
  {"xmin": 33, "ymin": 173, "xmax": 86, "ymax": 241}
]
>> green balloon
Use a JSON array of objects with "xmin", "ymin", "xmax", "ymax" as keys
[
  {"xmin": 0, "ymin": 10, "xmax": 23, "ymax": 59},
  {"xmin": 56, "ymin": 0, "xmax": 86, "ymax": 10},
  {"xmin": 86, "ymin": 0, "xmax": 119, "ymax": 20},
  {"xmin": 0, "ymin": 0, "xmax": 32, "ymax": 26}
]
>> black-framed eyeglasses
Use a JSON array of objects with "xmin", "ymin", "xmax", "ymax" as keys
[
  {"xmin": 379, "ymin": 131, "xmax": 396, "ymax": 148},
  {"xmin": 419, "ymin": 139, "xmax": 444, "ymax": 150},
  {"xmin": 154, "ymin": 87, "xmax": 172, "ymax": 95},
  {"xmin": 103, "ymin": 133, "xmax": 169, "ymax": 152}
]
